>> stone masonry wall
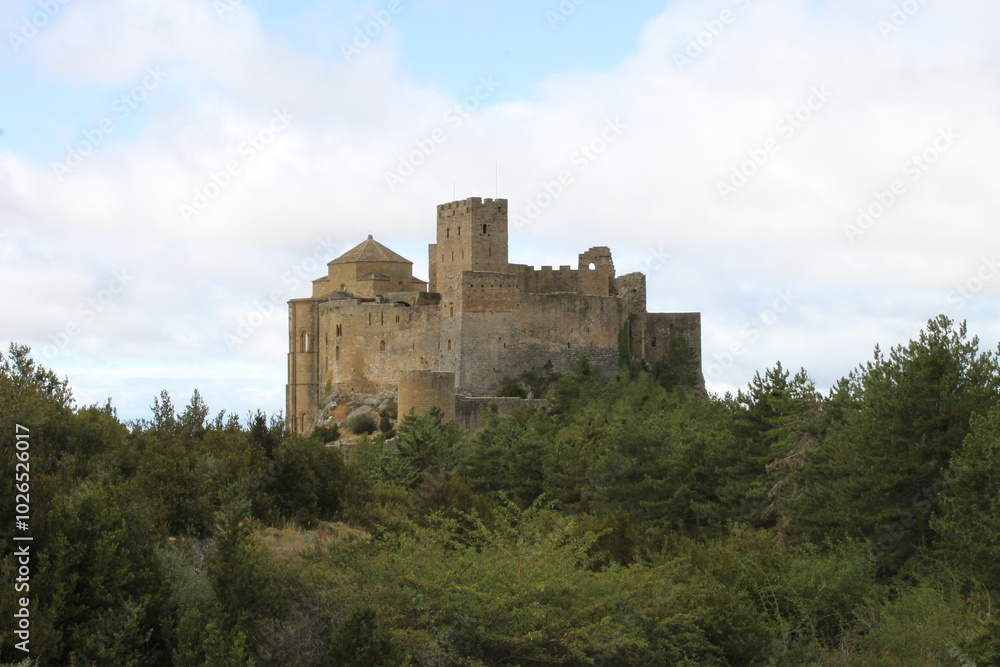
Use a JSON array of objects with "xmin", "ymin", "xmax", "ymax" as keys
[
  {"xmin": 398, "ymin": 370, "xmax": 456, "ymax": 422},
  {"xmin": 457, "ymin": 290, "xmax": 625, "ymax": 395},
  {"xmin": 288, "ymin": 197, "xmax": 702, "ymax": 434},
  {"xmin": 641, "ymin": 312, "xmax": 703, "ymax": 367},
  {"xmin": 287, "ymin": 298, "xmax": 320, "ymax": 433},
  {"xmin": 454, "ymin": 396, "xmax": 549, "ymax": 431},
  {"xmin": 316, "ymin": 297, "xmax": 447, "ymax": 395},
  {"xmin": 432, "ymin": 198, "xmax": 509, "ymax": 289},
  {"xmin": 614, "ymin": 272, "xmax": 647, "ymax": 317}
]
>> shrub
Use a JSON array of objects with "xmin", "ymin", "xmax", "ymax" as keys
[
  {"xmin": 499, "ymin": 380, "xmax": 528, "ymax": 398},
  {"xmin": 311, "ymin": 422, "xmax": 340, "ymax": 443},
  {"xmin": 346, "ymin": 413, "xmax": 377, "ymax": 435},
  {"xmin": 378, "ymin": 403, "xmax": 397, "ymax": 435}
]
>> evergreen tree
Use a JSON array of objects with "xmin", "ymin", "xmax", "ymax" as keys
[{"xmin": 788, "ymin": 316, "xmax": 1000, "ymax": 573}]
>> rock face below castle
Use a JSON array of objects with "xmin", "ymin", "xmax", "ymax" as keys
[{"xmin": 286, "ymin": 197, "xmax": 701, "ymax": 433}]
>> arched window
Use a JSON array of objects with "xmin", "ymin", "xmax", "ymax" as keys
[
  {"xmin": 483, "ymin": 223, "xmax": 487, "ymax": 234},
  {"xmin": 379, "ymin": 340, "xmax": 386, "ymax": 352},
  {"xmin": 300, "ymin": 412, "xmax": 308, "ymax": 432},
  {"xmin": 299, "ymin": 330, "xmax": 310, "ymax": 352},
  {"xmin": 447, "ymin": 339, "xmax": 452, "ymax": 351},
  {"xmin": 335, "ymin": 346, "xmax": 340, "ymax": 361},
  {"xmin": 336, "ymin": 324, "xmax": 342, "ymax": 337}
]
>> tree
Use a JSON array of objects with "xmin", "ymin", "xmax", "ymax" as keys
[
  {"xmin": 206, "ymin": 490, "xmax": 276, "ymax": 649},
  {"xmin": 649, "ymin": 335, "xmax": 703, "ymax": 393},
  {"xmin": 788, "ymin": 316, "xmax": 1000, "ymax": 573},
  {"xmin": 729, "ymin": 364, "xmax": 825, "ymax": 528},
  {"xmin": 262, "ymin": 436, "xmax": 345, "ymax": 527},
  {"xmin": 930, "ymin": 401, "xmax": 1000, "ymax": 593},
  {"xmin": 354, "ymin": 408, "xmax": 460, "ymax": 489},
  {"xmin": 27, "ymin": 482, "xmax": 169, "ymax": 665},
  {"xmin": 458, "ymin": 403, "xmax": 548, "ymax": 506}
]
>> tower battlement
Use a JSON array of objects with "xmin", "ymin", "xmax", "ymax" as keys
[{"xmin": 429, "ymin": 197, "xmax": 509, "ymax": 292}]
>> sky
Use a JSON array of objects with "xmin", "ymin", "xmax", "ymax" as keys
[{"xmin": 2, "ymin": 0, "xmax": 999, "ymax": 422}]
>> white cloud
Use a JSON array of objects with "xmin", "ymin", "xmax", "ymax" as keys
[{"xmin": 3, "ymin": 0, "xmax": 1000, "ymax": 418}]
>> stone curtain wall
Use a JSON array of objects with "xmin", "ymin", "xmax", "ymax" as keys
[{"xmin": 398, "ymin": 370, "xmax": 457, "ymax": 422}]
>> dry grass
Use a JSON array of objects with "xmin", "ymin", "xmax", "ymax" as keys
[{"xmin": 257, "ymin": 521, "xmax": 371, "ymax": 556}]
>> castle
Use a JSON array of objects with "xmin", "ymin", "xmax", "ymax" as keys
[{"xmin": 286, "ymin": 197, "xmax": 701, "ymax": 433}]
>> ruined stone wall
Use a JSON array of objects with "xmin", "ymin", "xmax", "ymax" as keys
[
  {"xmin": 614, "ymin": 272, "xmax": 647, "ymax": 318},
  {"xmin": 578, "ymin": 247, "xmax": 615, "ymax": 296}
]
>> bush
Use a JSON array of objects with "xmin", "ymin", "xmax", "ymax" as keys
[
  {"xmin": 311, "ymin": 422, "xmax": 340, "ymax": 443},
  {"xmin": 378, "ymin": 403, "xmax": 397, "ymax": 435},
  {"xmin": 346, "ymin": 413, "xmax": 377, "ymax": 435},
  {"xmin": 499, "ymin": 380, "xmax": 528, "ymax": 398}
]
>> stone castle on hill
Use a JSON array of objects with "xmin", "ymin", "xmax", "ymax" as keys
[{"xmin": 286, "ymin": 197, "xmax": 701, "ymax": 433}]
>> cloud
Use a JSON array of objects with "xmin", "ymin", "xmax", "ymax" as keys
[{"xmin": 2, "ymin": 0, "xmax": 999, "ymax": 418}]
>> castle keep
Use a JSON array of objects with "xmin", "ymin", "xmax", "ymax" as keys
[{"xmin": 287, "ymin": 197, "xmax": 701, "ymax": 433}]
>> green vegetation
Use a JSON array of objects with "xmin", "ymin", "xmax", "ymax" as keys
[
  {"xmin": 345, "ymin": 412, "xmax": 377, "ymax": 435},
  {"xmin": 2, "ymin": 315, "xmax": 999, "ymax": 665}
]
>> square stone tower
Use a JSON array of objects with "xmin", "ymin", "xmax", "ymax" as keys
[{"xmin": 428, "ymin": 197, "xmax": 508, "ymax": 292}]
